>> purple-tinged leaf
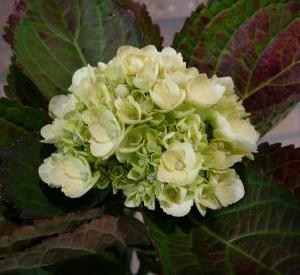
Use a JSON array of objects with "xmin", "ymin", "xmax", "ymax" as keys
[
  {"xmin": 0, "ymin": 215, "xmax": 149, "ymax": 272},
  {"xmin": 254, "ymin": 142, "xmax": 300, "ymax": 199},
  {"xmin": 174, "ymin": 0, "xmax": 300, "ymax": 135},
  {"xmin": 0, "ymin": 208, "xmax": 103, "ymax": 255},
  {"xmin": 3, "ymin": 0, "xmax": 26, "ymax": 46}
]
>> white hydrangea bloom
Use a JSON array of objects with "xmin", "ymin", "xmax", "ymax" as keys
[
  {"xmin": 158, "ymin": 142, "xmax": 202, "ymax": 186},
  {"xmin": 211, "ymin": 111, "xmax": 260, "ymax": 152},
  {"xmin": 114, "ymin": 96, "xmax": 142, "ymax": 124},
  {"xmin": 167, "ymin": 67, "xmax": 198, "ymax": 87},
  {"xmin": 160, "ymin": 47, "xmax": 186, "ymax": 74},
  {"xmin": 187, "ymin": 74, "xmax": 225, "ymax": 107},
  {"xmin": 49, "ymin": 94, "xmax": 77, "ymax": 119},
  {"xmin": 40, "ymin": 119, "xmax": 66, "ymax": 143},
  {"xmin": 158, "ymin": 185, "xmax": 193, "ymax": 217},
  {"xmin": 209, "ymin": 169, "xmax": 245, "ymax": 207},
  {"xmin": 115, "ymin": 84, "xmax": 129, "ymax": 98},
  {"xmin": 150, "ymin": 79, "xmax": 185, "ymax": 111},
  {"xmin": 83, "ymin": 108, "xmax": 124, "ymax": 159},
  {"xmin": 194, "ymin": 169, "xmax": 244, "ymax": 216},
  {"xmin": 39, "ymin": 153, "xmax": 100, "ymax": 198},
  {"xmin": 39, "ymin": 45, "xmax": 259, "ymax": 217},
  {"xmin": 117, "ymin": 45, "xmax": 159, "ymax": 90}
]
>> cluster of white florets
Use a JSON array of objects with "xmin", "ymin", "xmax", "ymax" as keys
[{"xmin": 39, "ymin": 46, "xmax": 259, "ymax": 217}]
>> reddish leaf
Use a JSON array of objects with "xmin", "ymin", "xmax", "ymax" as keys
[
  {"xmin": 254, "ymin": 142, "xmax": 300, "ymax": 199},
  {"xmin": 0, "ymin": 208, "xmax": 103, "ymax": 255},
  {"xmin": 0, "ymin": 214, "xmax": 149, "ymax": 272},
  {"xmin": 3, "ymin": 0, "xmax": 26, "ymax": 46},
  {"xmin": 173, "ymin": 0, "xmax": 300, "ymax": 135}
]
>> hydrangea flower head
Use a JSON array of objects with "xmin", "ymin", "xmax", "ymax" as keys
[{"xmin": 39, "ymin": 45, "xmax": 259, "ymax": 217}]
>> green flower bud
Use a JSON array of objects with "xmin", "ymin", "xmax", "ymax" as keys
[
  {"xmin": 124, "ymin": 181, "xmax": 156, "ymax": 210},
  {"xmin": 202, "ymin": 141, "xmax": 242, "ymax": 170},
  {"xmin": 118, "ymin": 126, "xmax": 145, "ymax": 154}
]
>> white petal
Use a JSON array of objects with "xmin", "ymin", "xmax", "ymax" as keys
[
  {"xmin": 89, "ymin": 123, "xmax": 111, "ymax": 143},
  {"xmin": 157, "ymin": 169, "xmax": 188, "ymax": 186},
  {"xmin": 160, "ymin": 199, "xmax": 193, "ymax": 217},
  {"xmin": 150, "ymin": 79, "xmax": 185, "ymax": 111},
  {"xmin": 38, "ymin": 159, "xmax": 61, "ymax": 188},
  {"xmin": 40, "ymin": 120, "xmax": 65, "ymax": 143},
  {"xmin": 49, "ymin": 94, "xmax": 77, "ymax": 119},
  {"xmin": 214, "ymin": 76, "xmax": 234, "ymax": 93},
  {"xmin": 230, "ymin": 119, "xmax": 260, "ymax": 146},
  {"xmin": 212, "ymin": 112, "xmax": 259, "ymax": 152},
  {"xmin": 161, "ymin": 47, "xmax": 178, "ymax": 57},
  {"xmin": 213, "ymin": 171, "xmax": 245, "ymax": 207},
  {"xmin": 61, "ymin": 179, "xmax": 94, "ymax": 198},
  {"xmin": 187, "ymin": 75, "xmax": 225, "ymax": 107},
  {"xmin": 90, "ymin": 140, "xmax": 115, "ymax": 159},
  {"xmin": 71, "ymin": 66, "xmax": 92, "ymax": 86},
  {"xmin": 62, "ymin": 156, "xmax": 90, "ymax": 179},
  {"xmin": 38, "ymin": 155, "xmax": 67, "ymax": 188}
]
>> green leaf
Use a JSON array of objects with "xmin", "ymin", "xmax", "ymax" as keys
[
  {"xmin": 143, "ymin": 167, "xmax": 300, "ymax": 274},
  {"xmin": 12, "ymin": 0, "xmax": 162, "ymax": 100},
  {"xmin": 5, "ymin": 62, "xmax": 48, "ymax": 110},
  {"xmin": 0, "ymin": 214, "xmax": 149, "ymax": 273},
  {"xmin": 116, "ymin": 0, "xmax": 163, "ymax": 47},
  {"xmin": 0, "ymin": 138, "xmax": 110, "ymax": 219},
  {"xmin": 254, "ymin": 143, "xmax": 300, "ymax": 199},
  {"xmin": 173, "ymin": 0, "xmax": 300, "ymax": 135},
  {"xmin": 0, "ymin": 98, "xmax": 48, "ymax": 149}
]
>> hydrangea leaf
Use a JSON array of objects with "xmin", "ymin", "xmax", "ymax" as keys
[
  {"xmin": 5, "ymin": 62, "xmax": 48, "ymax": 110},
  {"xmin": 3, "ymin": 0, "xmax": 26, "ymax": 47},
  {"xmin": 116, "ymin": 0, "xmax": 163, "ymax": 47},
  {"xmin": 173, "ymin": 0, "xmax": 300, "ymax": 135},
  {"xmin": 0, "ymin": 214, "xmax": 149, "ymax": 273},
  {"xmin": 11, "ymin": 0, "xmax": 161, "ymax": 100},
  {"xmin": 0, "ymin": 208, "xmax": 103, "ymax": 254},
  {"xmin": 254, "ymin": 142, "xmax": 300, "ymax": 199},
  {"xmin": 0, "ymin": 98, "xmax": 48, "ymax": 149},
  {"xmin": 0, "ymin": 138, "xmax": 110, "ymax": 219},
  {"xmin": 143, "ymin": 167, "xmax": 300, "ymax": 274},
  {"xmin": 0, "ymin": 205, "xmax": 16, "ymax": 237}
]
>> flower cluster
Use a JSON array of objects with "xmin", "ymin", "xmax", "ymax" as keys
[{"xmin": 39, "ymin": 46, "xmax": 259, "ymax": 217}]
